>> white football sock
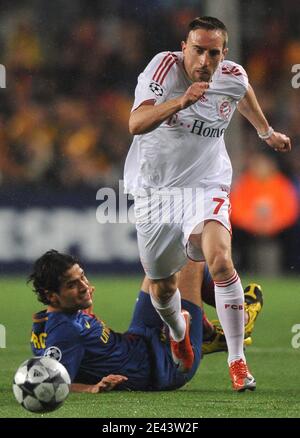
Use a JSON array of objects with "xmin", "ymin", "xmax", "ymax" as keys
[
  {"xmin": 150, "ymin": 288, "xmax": 186, "ymax": 342},
  {"xmin": 214, "ymin": 271, "xmax": 246, "ymax": 364}
]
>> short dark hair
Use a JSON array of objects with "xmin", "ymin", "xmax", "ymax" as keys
[
  {"xmin": 28, "ymin": 249, "xmax": 79, "ymax": 305},
  {"xmin": 187, "ymin": 16, "xmax": 228, "ymax": 48}
]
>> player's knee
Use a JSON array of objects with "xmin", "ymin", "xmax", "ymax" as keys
[
  {"xmin": 207, "ymin": 252, "xmax": 233, "ymax": 279},
  {"xmin": 151, "ymin": 275, "xmax": 177, "ymax": 303}
]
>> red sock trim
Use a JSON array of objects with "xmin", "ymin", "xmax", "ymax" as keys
[{"xmin": 214, "ymin": 271, "xmax": 239, "ymax": 287}]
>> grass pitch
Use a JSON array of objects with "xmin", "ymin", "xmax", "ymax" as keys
[{"xmin": 0, "ymin": 275, "xmax": 300, "ymax": 418}]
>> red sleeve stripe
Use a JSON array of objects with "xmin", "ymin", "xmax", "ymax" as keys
[
  {"xmin": 152, "ymin": 53, "xmax": 177, "ymax": 84},
  {"xmin": 222, "ymin": 72, "xmax": 242, "ymax": 76},
  {"xmin": 152, "ymin": 53, "xmax": 172, "ymax": 81},
  {"xmin": 222, "ymin": 66, "xmax": 243, "ymax": 76},
  {"xmin": 159, "ymin": 58, "xmax": 177, "ymax": 84}
]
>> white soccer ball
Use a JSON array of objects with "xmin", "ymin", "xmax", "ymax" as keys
[{"xmin": 13, "ymin": 357, "xmax": 71, "ymax": 413}]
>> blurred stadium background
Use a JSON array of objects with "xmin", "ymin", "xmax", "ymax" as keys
[{"xmin": 1, "ymin": 0, "xmax": 300, "ymax": 419}]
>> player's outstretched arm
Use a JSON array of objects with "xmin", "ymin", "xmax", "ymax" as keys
[
  {"xmin": 129, "ymin": 82, "xmax": 209, "ymax": 135},
  {"xmin": 237, "ymin": 84, "xmax": 291, "ymax": 152},
  {"xmin": 70, "ymin": 375, "xmax": 128, "ymax": 393}
]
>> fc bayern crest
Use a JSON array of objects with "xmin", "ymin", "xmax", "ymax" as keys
[
  {"xmin": 218, "ymin": 97, "xmax": 233, "ymax": 120},
  {"xmin": 149, "ymin": 81, "xmax": 164, "ymax": 96},
  {"xmin": 44, "ymin": 346, "xmax": 62, "ymax": 361}
]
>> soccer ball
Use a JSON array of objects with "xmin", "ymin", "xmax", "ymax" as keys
[{"xmin": 13, "ymin": 357, "xmax": 71, "ymax": 413}]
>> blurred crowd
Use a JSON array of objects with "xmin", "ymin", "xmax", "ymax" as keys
[
  {"xmin": 0, "ymin": 0, "xmax": 206, "ymax": 189},
  {"xmin": 234, "ymin": 0, "xmax": 300, "ymax": 272},
  {"xmin": 0, "ymin": 0, "xmax": 299, "ymax": 189},
  {"xmin": 0, "ymin": 0, "xmax": 299, "ymax": 270}
]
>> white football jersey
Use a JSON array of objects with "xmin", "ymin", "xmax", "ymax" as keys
[{"xmin": 124, "ymin": 51, "xmax": 249, "ymax": 195}]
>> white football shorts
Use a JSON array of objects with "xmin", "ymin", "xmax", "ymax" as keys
[{"xmin": 134, "ymin": 185, "xmax": 231, "ymax": 279}]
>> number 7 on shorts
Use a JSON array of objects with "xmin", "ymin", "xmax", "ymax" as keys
[{"xmin": 213, "ymin": 197, "xmax": 225, "ymax": 215}]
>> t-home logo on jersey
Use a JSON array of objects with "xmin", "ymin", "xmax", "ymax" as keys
[
  {"xmin": 291, "ymin": 324, "xmax": 300, "ymax": 348},
  {"xmin": 0, "ymin": 324, "xmax": 6, "ymax": 348},
  {"xmin": 190, "ymin": 120, "xmax": 226, "ymax": 138}
]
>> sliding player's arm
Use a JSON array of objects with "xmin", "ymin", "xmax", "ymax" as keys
[{"xmin": 70, "ymin": 375, "xmax": 128, "ymax": 393}]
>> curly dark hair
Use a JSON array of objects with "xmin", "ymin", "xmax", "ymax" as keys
[
  {"xmin": 28, "ymin": 249, "xmax": 79, "ymax": 305},
  {"xmin": 187, "ymin": 16, "xmax": 228, "ymax": 48}
]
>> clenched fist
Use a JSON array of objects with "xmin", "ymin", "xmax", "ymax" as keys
[
  {"xmin": 180, "ymin": 82, "xmax": 209, "ymax": 109},
  {"xmin": 266, "ymin": 131, "xmax": 291, "ymax": 153}
]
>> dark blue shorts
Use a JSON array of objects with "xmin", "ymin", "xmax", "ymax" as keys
[{"xmin": 126, "ymin": 291, "xmax": 203, "ymax": 390}]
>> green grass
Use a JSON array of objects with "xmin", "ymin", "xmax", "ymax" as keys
[{"xmin": 1, "ymin": 275, "xmax": 300, "ymax": 418}]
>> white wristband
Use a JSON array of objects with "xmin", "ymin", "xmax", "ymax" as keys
[{"xmin": 257, "ymin": 126, "xmax": 274, "ymax": 140}]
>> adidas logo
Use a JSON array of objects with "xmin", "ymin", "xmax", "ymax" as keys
[{"xmin": 33, "ymin": 369, "xmax": 43, "ymax": 377}]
